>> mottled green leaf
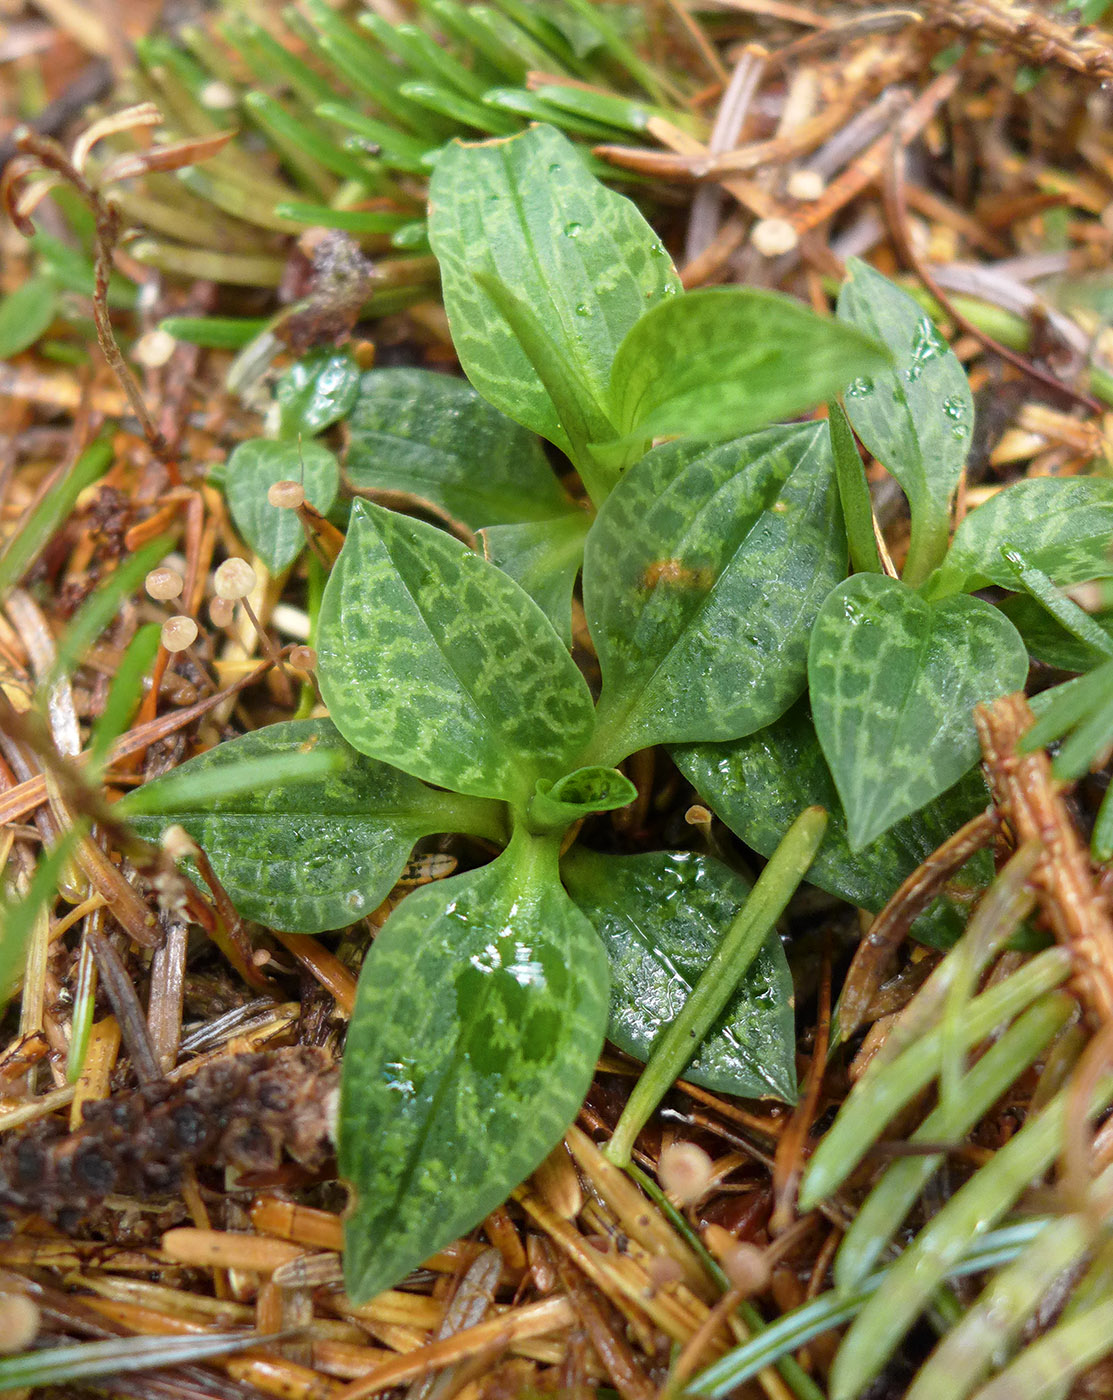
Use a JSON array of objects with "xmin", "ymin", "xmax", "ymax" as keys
[
  {"xmin": 317, "ymin": 502, "xmax": 594, "ymax": 804},
  {"xmin": 480, "ymin": 512, "xmax": 591, "ymax": 645},
  {"xmin": 472, "ymin": 271, "xmax": 621, "ymax": 490},
  {"xmin": 564, "ymin": 848, "xmax": 796, "ymax": 1101},
  {"xmin": 340, "ymin": 831, "xmax": 608, "ymax": 1303},
  {"xmin": 128, "ymin": 720, "xmax": 502, "ymax": 933},
  {"xmin": 345, "ymin": 368, "xmax": 576, "ymax": 526},
  {"xmin": 0, "ymin": 277, "xmax": 58, "ymax": 358},
  {"xmin": 225, "ymin": 438, "xmax": 339, "ymax": 574},
  {"xmin": 924, "ymin": 477, "xmax": 1113, "ymax": 599},
  {"xmin": 997, "ymin": 548, "xmax": 1113, "ymax": 663},
  {"xmin": 275, "ymin": 348, "xmax": 360, "ymax": 438},
  {"xmin": 672, "ymin": 699, "xmax": 993, "ymax": 948},
  {"xmin": 837, "ymin": 260, "xmax": 973, "ymax": 583},
  {"xmin": 427, "ymin": 123, "xmax": 680, "ymax": 456},
  {"xmin": 527, "ymin": 765, "xmax": 635, "ymax": 833},
  {"xmin": 997, "ymin": 593, "xmax": 1113, "ymax": 671},
  {"xmin": 608, "ymin": 287, "xmax": 890, "ymax": 444},
  {"xmin": 808, "ymin": 574, "xmax": 1028, "ymax": 849},
  {"xmin": 583, "ymin": 424, "xmax": 846, "ymax": 761}
]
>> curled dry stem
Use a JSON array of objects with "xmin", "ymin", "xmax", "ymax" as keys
[
  {"xmin": 837, "ymin": 806, "xmax": 1000, "ymax": 1043},
  {"xmin": 3, "ymin": 111, "xmax": 235, "ymax": 465}
]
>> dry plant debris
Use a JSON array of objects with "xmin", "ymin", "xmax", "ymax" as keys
[{"xmin": 3, "ymin": 2, "xmax": 1113, "ymax": 1398}]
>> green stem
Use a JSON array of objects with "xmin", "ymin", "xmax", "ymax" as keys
[
  {"xmin": 432, "ymin": 789, "xmax": 510, "ymax": 846},
  {"xmin": 605, "ymin": 806, "xmax": 828, "ymax": 1167},
  {"xmin": 902, "ymin": 504, "xmax": 951, "ymax": 589}
]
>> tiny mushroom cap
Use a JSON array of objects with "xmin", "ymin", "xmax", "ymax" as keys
[
  {"xmin": 658, "ymin": 1141, "xmax": 715, "ymax": 1206},
  {"xmin": 750, "ymin": 217, "xmax": 799, "ymax": 257},
  {"xmin": 722, "ymin": 1241, "xmax": 772, "ymax": 1296},
  {"xmin": 145, "ymin": 566, "xmax": 184, "ymax": 601},
  {"xmin": 268, "ymin": 479, "xmax": 306, "ymax": 509},
  {"xmin": 214, "ymin": 557, "xmax": 257, "ymax": 601},
  {"xmin": 786, "ymin": 168, "xmax": 825, "ymax": 201},
  {"xmin": 161, "ymin": 824, "xmax": 199, "ymax": 862},
  {"xmin": 289, "ymin": 645, "xmax": 317, "ymax": 672},
  {"xmin": 161, "ymin": 615, "xmax": 199, "ymax": 653},
  {"xmin": 0, "ymin": 1293, "xmax": 40, "ymax": 1351},
  {"xmin": 209, "ymin": 597, "xmax": 235, "ymax": 628},
  {"xmin": 133, "ymin": 327, "xmax": 176, "ymax": 369}
]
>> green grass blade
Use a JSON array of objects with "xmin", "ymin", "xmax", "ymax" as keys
[
  {"xmin": 119, "ymin": 747, "xmax": 343, "ymax": 816},
  {"xmin": 0, "ymin": 1329, "xmax": 277, "ymax": 1388},
  {"xmin": 829, "ymin": 400, "xmax": 883, "ymax": 574},
  {"xmin": 0, "ymin": 435, "xmax": 113, "ymax": 600},
  {"xmin": 973, "ymin": 1294, "xmax": 1113, "ymax": 1400},
  {"xmin": 834, "ymin": 990, "xmax": 1073, "ymax": 1292},
  {"xmin": 799, "ymin": 945, "xmax": 1072, "ymax": 1208},
  {"xmin": 86, "ymin": 624, "xmax": 162, "ymax": 777},
  {"xmin": 830, "ymin": 1076, "xmax": 1113, "ymax": 1400},
  {"xmin": 1000, "ymin": 546, "xmax": 1113, "ymax": 658},
  {"xmin": 0, "ymin": 828, "xmax": 83, "ymax": 1009},
  {"xmin": 906, "ymin": 1203, "xmax": 1103, "ymax": 1400},
  {"xmin": 47, "ymin": 536, "xmax": 171, "ymax": 689},
  {"xmin": 685, "ymin": 1221, "xmax": 1052, "ymax": 1398}
]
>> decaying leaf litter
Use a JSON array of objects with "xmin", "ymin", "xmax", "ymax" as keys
[{"xmin": 5, "ymin": 2, "xmax": 1113, "ymax": 1397}]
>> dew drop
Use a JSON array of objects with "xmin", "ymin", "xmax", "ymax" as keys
[
  {"xmin": 548, "ymin": 162, "xmax": 562, "ymax": 174},
  {"xmin": 845, "ymin": 376, "xmax": 874, "ymax": 399},
  {"xmin": 843, "ymin": 599, "xmax": 862, "ymax": 623},
  {"xmin": 564, "ymin": 221, "xmax": 583, "ymax": 238},
  {"xmin": 907, "ymin": 316, "xmax": 949, "ymax": 380},
  {"xmin": 574, "ymin": 303, "xmax": 590, "ymax": 317}
]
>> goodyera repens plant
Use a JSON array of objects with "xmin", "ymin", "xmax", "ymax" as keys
[{"xmin": 134, "ymin": 124, "xmax": 1113, "ymax": 1302}]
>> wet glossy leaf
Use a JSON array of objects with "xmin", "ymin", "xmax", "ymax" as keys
[
  {"xmin": 673, "ymin": 699, "xmax": 993, "ymax": 948},
  {"xmin": 127, "ymin": 720, "xmax": 501, "ymax": 933},
  {"xmin": 583, "ymin": 423, "xmax": 846, "ymax": 761},
  {"xmin": 837, "ymin": 260, "xmax": 973, "ymax": 582},
  {"xmin": 480, "ymin": 512, "xmax": 591, "ymax": 645},
  {"xmin": 340, "ymin": 832, "xmax": 608, "ymax": 1303},
  {"xmin": 427, "ymin": 123, "xmax": 679, "ymax": 456},
  {"xmin": 808, "ymin": 574, "xmax": 1028, "ymax": 849},
  {"xmin": 225, "ymin": 438, "xmax": 339, "ymax": 574},
  {"xmin": 275, "ymin": 348, "xmax": 360, "ymax": 437},
  {"xmin": 317, "ymin": 502, "xmax": 594, "ymax": 804},
  {"xmin": 608, "ymin": 287, "xmax": 890, "ymax": 444},
  {"xmin": 0, "ymin": 277, "xmax": 58, "ymax": 358},
  {"xmin": 564, "ymin": 848, "xmax": 796, "ymax": 1100},
  {"xmin": 527, "ymin": 765, "xmax": 635, "ymax": 832},
  {"xmin": 997, "ymin": 593, "xmax": 1113, "ymax": 671},
  {"xmin": 924, "ymin": 477, "xmax": 1113, "ymax": 599},
  {"xmin": 345, "ymin": 367, "xmax": 576, "ymax": 526}
]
